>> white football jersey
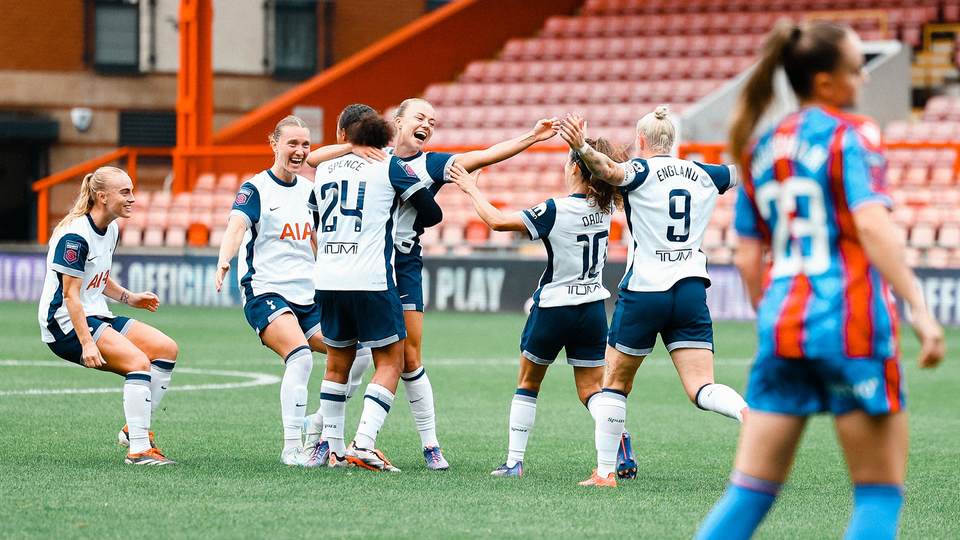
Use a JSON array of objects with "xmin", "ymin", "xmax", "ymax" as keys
[
  {"xmin": 618, "ymin": 156, "xmax": 737, "ymax": 292},
  {"xmin": 313, "ymin": 154, "xmax": 425, "ymax": 291},
  {"xmin": 389, "ymin": 148, "xmax": 456, "ymax": 255},
  {"xmin": 231, "ymin": 170, "xmax": 317, "ymax": 306},
  {"xmin": 519, "ymin": 194, "xmax": 612, "ymax": 308},
  {"xmin": 39, "ymin": 214, "xmax": 118, "ymax": 342}
]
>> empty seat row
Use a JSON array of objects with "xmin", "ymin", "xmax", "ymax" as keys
[
  {"xmin": 460, "ymin": 56, "xmax": 754, "ymax": 84},
  {"xmin": 921, "ymin": 95, "xmax": 960, "ymax": 121},
  {"xmin": 885, "ymin": 120, "xmax": 960, "ymax": 142},
  {"xmin": 540, "ymin": 10, "xmax": 907, "ymax": 39},
  {"xmin": 500, "ymin": 34, "xmax": 767, "ymax": 62},
  {"xmin": 434, "ymin": 103, "xmax": 678, "ymax": 129},
  {"xmin": 423, "ymin": 79, "xmax": 726, "ymax": 107},
  {"xmin": 581, "ymin": 0, "xmax": 939, "ymax": 16}
]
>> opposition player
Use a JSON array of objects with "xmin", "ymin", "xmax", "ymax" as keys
[
  {"xmin": 559, "ymin": 108, "xmax": 748, "ymax": 487},
  {"xmin": 38, "ymin": 166, "xmax": 179, "ymax": 465},
  {"xmin": 305, "ymin": 98, "xmax": 559, "ymax": 470},
  {"xmin": 696, "ymin": 21, "xmax": 944, "ymax": 539},
  {"xmin": 312, "ymin": 104, "xmax": 442, "ymax": 471},
  {"xmin": 446, "ymin": 138, "xmax": 627, "ymax": 477},
  {"xmin": 213, "ymin": 116, "xmax": 365, "ymax": 466}
]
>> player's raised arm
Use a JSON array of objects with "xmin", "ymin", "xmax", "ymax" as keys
[
  {"xmin": 453, "ymin": 118, "xmax": 560, "ymax": 172},
  {"xmin": 447, "ymin": 164, "xmax": 526, "ymax": 232},
  {"xmin": 559, "ymin": 113, "xmax": 625, "ymax": 185},
  {"xmin": 306, "ymin": 143, "xmax": 386, "ymax": 167}
]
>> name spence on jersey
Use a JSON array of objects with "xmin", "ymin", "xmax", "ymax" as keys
[{"xmin": 327, "ymin": 159, "xmax": 365, "ymax": 173}]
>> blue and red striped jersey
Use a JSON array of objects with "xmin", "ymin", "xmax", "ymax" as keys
[{"xmin": 735, "ymin": 105, "xmax": 900, "ymax": 362}]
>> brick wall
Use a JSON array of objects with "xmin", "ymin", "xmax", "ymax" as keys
[{"xmin": 0, "ymin": 0, "xmax": 86, "ymax": 71}]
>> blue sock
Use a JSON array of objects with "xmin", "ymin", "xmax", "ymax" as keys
[
  {"xmin": 695, "ymin": 472, "xmax": 781, "ymax": 540},
  {"xmin": 844, "ymin": 484, "xmax": 904, "ymax": 540}
]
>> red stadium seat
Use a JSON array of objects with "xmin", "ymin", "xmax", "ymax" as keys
[{"xmin": 194, "ymin": 174, "xmax": 216, "ymax": 193}]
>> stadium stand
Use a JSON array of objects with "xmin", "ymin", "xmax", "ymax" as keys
[{"xmin": 111, "ymin": 0, "xmax": 959, "ymax": 266}]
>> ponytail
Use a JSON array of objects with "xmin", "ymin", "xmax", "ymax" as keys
[
  {"xmin": 729, "ymin": 19, "xmax": 795, "ymax": 161},
  {"xmin": 53, "ymin": 166, "xmax": 124, "ymax": 234},
  {"xmin": 574, "ymin": 137, "xmax": 625, "ymax": 214},
  {"xmin": 729, "ymin": 19, "xmax": 850, "ymax": 161}
]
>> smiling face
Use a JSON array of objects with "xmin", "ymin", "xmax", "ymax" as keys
[
  {"xmin": 394, "ymin": 100, "xmax": 436, "ymax": 156},
  {"xmin": 271, "ymin": 125, "xmax": 311, "ymax": 180},
  {"xmin": 99, "ymin": 172, "xmax": 135, "ymax": 219}
]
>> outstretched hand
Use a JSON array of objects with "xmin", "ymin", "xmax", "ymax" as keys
[
  {"xmin": 352, "ymin": 145, "xmax": 387, "ymax": 163},
  {"xmin": 215, "ymin": 261, "xmax": 230, "ymax": 292},
  {"xmin": 911, "ymin": 309, "xmax": 946, "ymax": 368},
  {"xmin": 126, "ymin": 291, "xmax": 160, "ymax": 311},
  {"xmin": 558, "ymin": 113, "xmax": 587, "ymax": 151},
  {"xmin": 447, "ymin": 163, "xmax": 481, "ymax": 194},
  {"xmin": 532, "ymin": 118, "xmax": 561, "ymax": 142}
]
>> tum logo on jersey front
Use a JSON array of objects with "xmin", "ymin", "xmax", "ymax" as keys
[
  {"xmin": 324, "ymin": 242, "xmax": 358, "ymax": 255},
  {"xmin": 656, "ymin": 249, "xmax": 693, "ymax": 263}
]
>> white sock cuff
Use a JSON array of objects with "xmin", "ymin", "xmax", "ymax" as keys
[
  {"xmin": 284, "ymin": 345, "xmax": 313, "ymax": 365},
  {"xmin": 124, "ymin": 371, "xmax": 152, "ymax": 387},
  {"xmin": 601, "ymin": 389, "xmax": 628, "ymax": 404},
  {"xmin": 401, "ymin": 366, "xmax": 426, "ymax": 381},
  {"xmin": 320, "ymin": 380, "xmax": 347, "ymax": 401},
  {"xmin": 364, "ymin": 383, "xmax": 395, "ymax": 411},
  {"xmin": 151, "ymin": 359, "xmax": 176, "ymax": 372}
]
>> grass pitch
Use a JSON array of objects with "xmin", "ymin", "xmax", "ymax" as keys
[{"xmin": 1, "ymin": 301, "xmax": 957, "ymax": 539}]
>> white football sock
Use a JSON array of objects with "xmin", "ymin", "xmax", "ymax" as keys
[
  {"xmin": 507, "ymin": 389, "xmax": 538, "ymax": 466},
  {"xmin": 402, "ymin": 367, "xmax": 439, "ymax": 448},
  {"xmin": 696, "ymin": 383, "xmax": 748, "ymax": 423},
  {"xmin": 319, "ymin": 380, "xmax": 347, "ymax": 456},
  {"xmin": 149, "ymin": 359, "xmax": 175, "ymax": 413},
  {"xmin": 594, "ymin": 390, "xmax": 627, "ymax": 477},
  {"xmin": 347, "ymin": 346, "xmax": 373, "ymax": 400},
  {"xmin": 280, "ymin": 346, "xmax": 313, "ymax": 451},
  {"xmin": 123, "ymin": 371, "xmax": 153, "ymax": 454},
  {"xmin": 354, "ymin": 383, "xmax": 394, "ymax": 449}
]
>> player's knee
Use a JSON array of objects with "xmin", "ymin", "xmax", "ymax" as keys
[
  {"xmin": 308, "ymin": 335, "xmax": 327, "ymax": 355},
  {"xmin": 131, "ymin": 350, "xmax": 151, "ymax": 372},
  {"xmin": 160, "ymin": 336, "xmax": 179, "ymax": 361}
]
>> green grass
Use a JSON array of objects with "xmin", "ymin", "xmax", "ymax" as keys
[{"xmin": 1, "ymin": 301, "xmax": 958, "ymax": 539}]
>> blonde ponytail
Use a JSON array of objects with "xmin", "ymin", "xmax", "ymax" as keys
[
  {"xmin": 636, "ymin": 104, "xmax": 675, "ymax": 154},
  {"xmin": 53, "ymin": 166, "xmax": 124, "ymax": 234}
]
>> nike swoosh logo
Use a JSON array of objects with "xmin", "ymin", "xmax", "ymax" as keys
[
  {"xmin": 400, "ymin": 294, "xmax": 409, "ymax": 298},
  {"xmin": 161, "ymin": 386, "xmax": 168, "ymax": 390},
  {"xmin": 270, "ymin": 206, "xmax": 282, "ymax": 211},
  {"xmin": 86, "ymin": 256, "xmax": 98, "ymax": 262},
  {"xmin": 410, "ymin": 398, "xmax": 423, "ymax": 403},
  {"xmin": 296, "ymin": 403, "xmax": 307, "ymax": 407}
]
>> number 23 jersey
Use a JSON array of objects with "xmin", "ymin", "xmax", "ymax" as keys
[
  {"xmin": 619, "ymin": 155, "xmax": 737, "ymax": 292},
  {"xmin": 734, "ymin": 106, "xmax": 897, "ymax": 361}
]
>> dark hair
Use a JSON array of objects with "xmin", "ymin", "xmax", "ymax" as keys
[
  {"xmin": 729, "ymin": 19, "xmax": 850, "ymax": 159},
  {"xmin": 337, "ymin": 104, "xmax": 394, "ymax": 148},
  {"xmin": 572, "ymin": 137, "xmax": 625, "ymax": 214}
]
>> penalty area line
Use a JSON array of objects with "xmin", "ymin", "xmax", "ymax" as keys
[{"xmin": 0, "ymin": 360, "xmax": 280, "ymax": 396}]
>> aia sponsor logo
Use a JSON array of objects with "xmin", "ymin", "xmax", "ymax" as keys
[{"xmin": 279, "ymin": 222, "xmax": 313, "ymax": 240}]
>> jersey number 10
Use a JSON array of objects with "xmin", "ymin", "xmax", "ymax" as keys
[
  {"xmin": 318, "ymin": 180, "xmax": 366, "ymax": 233},
  {"xmin": 576, "ymin": 231, "xmax": 609, "ymax": 280}
]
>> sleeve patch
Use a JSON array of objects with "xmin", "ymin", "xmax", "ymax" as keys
[
  {"xmin": 528, "ymin": 202, "xmax": 548, "ymax": 219},
  {"xmin": 630, "ymin": 161, "xmax": 646, "ymax": 174},
  {"xmin": 235, "ymin": 187, "xmax": 253, "ymax": 205},
  {"xmin": 63, "ymin": 241, "xmax": 81, "ymax": 263},
  {"xmin": 401, "ymin": 162, "xmax": 417, "ymax": 177}
]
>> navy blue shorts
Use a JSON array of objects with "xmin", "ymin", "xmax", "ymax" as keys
[
  {"xmin": 521, "ymin": 301, "xmax": 607, "ymax": 367},
  {"xmin": 316, "ymin": 288, "xmax": 406, "ymax": 348},
  {"xmin": 746, "ymin": 354, "xmax": 906, "ymax": 417},
  {"xmin": 395, "ymin": 250, "xmax": 424, "ymax": 312},
  {"xmin": 608, "ymin": 277, "xmax": 713, "ymax": 356},
  {"xmin": 243, "ymin": 292, "xmax": 322, "ymax": 342},
  {"xmin": 47, "ymin": 315, "xmax": 135, "ymax": 366}
]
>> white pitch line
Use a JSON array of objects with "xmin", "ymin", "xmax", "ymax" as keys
[{"xmin": 0, "ymin": 360, "xmax": 280, "ymax": 396}]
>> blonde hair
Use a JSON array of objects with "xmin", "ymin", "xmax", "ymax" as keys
[
  {"xmin": 636, "ymin": 105, "xmax": 675, "ymax": 154},
  {"xmin": 269, "ymin": 115, "xmax": 308, "ymax": 142},
  {"xmin": 394, "ymin": 98, "xmax": 433, "ymax": 119},
  {"xmin": 53, "ymin": 166, "xmax": 126, "ymax": 234}
]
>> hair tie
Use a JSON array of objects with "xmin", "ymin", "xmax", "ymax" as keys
[{"xmin": 790, "ymin": 25, "xmax": 802, "ymax": 40}]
